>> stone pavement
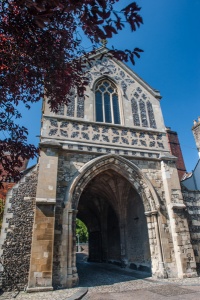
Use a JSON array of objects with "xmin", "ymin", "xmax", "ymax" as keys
[{"xmin": 1, "ymin": 253, "xmax": 200, "ymax": 299}]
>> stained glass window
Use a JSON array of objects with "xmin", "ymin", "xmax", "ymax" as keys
[{"xmin": 95, "ymin": 80, "xmax": 120, "ymax": 124}]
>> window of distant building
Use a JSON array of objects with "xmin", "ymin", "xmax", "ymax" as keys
[{"xmin": 95, "ymin": 79, "xmax": 121, "ymax": 124}]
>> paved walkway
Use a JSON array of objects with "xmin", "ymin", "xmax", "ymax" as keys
[{"xmin": 1, "ymin": 253, "xmax": 200, "ymax": 299}]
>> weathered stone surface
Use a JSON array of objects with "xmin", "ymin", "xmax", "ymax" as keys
[
  {"xmin": 0, "ymin": 167, "xmax": 38, "ymax": 291},
  {"xmin": 182, "ymin": 188, "xmax": 200, "ymax": 274}
]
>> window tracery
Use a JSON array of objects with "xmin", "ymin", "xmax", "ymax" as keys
[
  {"xmin": 55, "ymin": 89, "xmax": 84, "ymax": 118},
  {"xmin": 147, "ymin": 101, "xmax": 157, "ymax": 129},
  {"xmin": 95, "ymin": 79, "xmax": 120, "ymax": 124},
  {"xmin": 131, "ymin": 88, "xmax": 157, "ymax": 129}
]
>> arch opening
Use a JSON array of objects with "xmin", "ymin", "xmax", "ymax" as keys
[{"xmin": 76, "ymin": 168, "xmax": 152, "ymax": 275}]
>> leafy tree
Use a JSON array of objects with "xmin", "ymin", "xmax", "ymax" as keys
[
  {"xmin": 76, "ymin": 218, "xmax": 88, "ymax": 243},
  {"xmin": 0, "ymin": 0, "xmax": 143, "ymax": 185}
]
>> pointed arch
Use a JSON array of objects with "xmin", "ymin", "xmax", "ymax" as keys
[
  {"xmin": 93, "ymin": 77, "xmax": 121, "ymax": 124},
  {"xmin": 65, "ymin": 154, "xmax": 160, "ymax": 213}
]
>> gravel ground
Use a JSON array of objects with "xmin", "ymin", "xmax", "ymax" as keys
[{"xmin": 1, "ymin": 253, "xmax": 200, "ymax": 300}]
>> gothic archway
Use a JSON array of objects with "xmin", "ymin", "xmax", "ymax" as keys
[
  {"xmin": 77, "ymin": 168, "xmax": 151, "ymax": 272},
  {"xmin": 61, "ymin": 154, "xmax": 166, "ymax": 287}
]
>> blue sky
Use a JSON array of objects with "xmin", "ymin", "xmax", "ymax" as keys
[{"xmin": 20, "ymin": 0, "xmax": 200, "ymax": 172}]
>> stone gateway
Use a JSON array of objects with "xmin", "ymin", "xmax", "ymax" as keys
[{"xmin": 0, "ymin": 47, "xmax": 199, "ymax": 291}]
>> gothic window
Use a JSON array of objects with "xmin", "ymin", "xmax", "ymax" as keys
[
  {"xmin": 95, "ymin": 80, "xmax": 120, "ymax": 124},
  {"xmin": 147, "ymin": 101, "xmax": 157, "ymax": 129},
  {"xmin": 67, "ymin": 91, "xmax": 75, "ymax": 117},
  {"xmin": 131, "ymin": 98, "xmax": 140, "ymax": 126},
  {"xmin": 77, "ymin": 97, "xmax": 84, "ymax": 118},
  {"xmin": 57, "ymin": 103, "xmax": 64, "ymax": 115},
  {"xmin": 131, "ymin": 88, "xmax": 157, "ymax": 129},
  {"xmin": 139, "ymin": 99, "xmax": 148, "ymax": 127},
  {"xmin": 55, "ymin": 89, "xmax": 84, "ymax": 118}
]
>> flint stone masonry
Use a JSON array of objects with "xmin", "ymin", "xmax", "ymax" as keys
[{"xmin": 0, "ymin": 167, "xmax": 38, "ymax": 291}]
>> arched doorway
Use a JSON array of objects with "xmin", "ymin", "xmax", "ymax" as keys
[
  {"xmin": 77, "ymin": 169, "xmax": 151, "ymax": 272},
  {"xmin": 62, "ymin": 155, "xmax": 166, "ymax": 287}
]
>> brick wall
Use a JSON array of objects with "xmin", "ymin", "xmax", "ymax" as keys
[{"xmin": 166, "ymin": 128, "xmax": 186, "ymax": 180}]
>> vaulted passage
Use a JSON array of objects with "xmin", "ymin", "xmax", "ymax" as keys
[{"xmin": 77, "ymin": 169, "xmax": 151, "ymax": 274}]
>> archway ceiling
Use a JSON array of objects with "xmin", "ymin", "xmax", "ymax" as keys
[{"xmin": 78, "ymin": 170, "xmax": 138, "ymax": 221}]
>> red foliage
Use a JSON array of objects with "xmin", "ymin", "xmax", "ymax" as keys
[{"xmin": 0, "ymin": 0, "xmax": 143, "ymax": 185}]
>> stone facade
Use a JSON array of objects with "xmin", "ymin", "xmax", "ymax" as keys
[
  {"xmin": 0, "ymin": 48, "xmax": 199, "ymax": 291},
  {"xmin": 0, "ymin": 166, "xmax": 38, "ymax": 290},
  {"xmin": 182, "ymin": 188, "xmax": 200, "ymax": 273}
]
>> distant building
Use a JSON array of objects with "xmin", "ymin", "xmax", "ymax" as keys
[
  {"xmin": 181, "ymin": 117, "xmax": 200, "ymax": 274},
  {"xmin": 181, "ymin": 118, "xmax": 200, "ymax": 190}
]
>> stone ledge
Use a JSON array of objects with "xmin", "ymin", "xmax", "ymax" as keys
[
  {"xmin": 24, "ymin": 197, "xmax": 35, "ymax": 201},
  {"xmin": 159, "ymin": 152, "xmax": 177, "ymax": 161},
  {"xmin": 36, "ymin": 198, "xmax": 56, "ymax": 204},
  {"xmin": 26, "ymin": 286, "xmax": 54, "ymax": 293},
  {"xmin": 171, "ymin": 203, "xmax": 186, "ymax": 210},
  {"xmin": 144, "ymin": 210, "xmax": 158, "ymax": 217}
]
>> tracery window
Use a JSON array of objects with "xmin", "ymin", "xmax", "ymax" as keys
[
  {"xmin": 131, "ymin": 89, "xmax": 157, "ymax": 129},
  {"xmin": 139, "ymin": 99, "xmax": 148, "ymax": 127},
  {"xmin": 147, "ymin": 101, "xmax": 156, "ymax": 129},
  {"xmin": 56, "ymin": 88, "xmax": 84, "ymax": 118},
  {"xmin": 131, "ymin": 98, "xmax": 140, "ymax": 126},
  {"xmin": 95, "ymin": 80, "xmax": 120, "ymax": 124}
]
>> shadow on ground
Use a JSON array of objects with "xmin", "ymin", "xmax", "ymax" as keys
[{"xmin": 76, "ymin": 253, "xmax": 151, "ymax": 288}]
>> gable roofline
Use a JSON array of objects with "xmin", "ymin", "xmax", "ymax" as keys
[{"xmin": 88, "ymin": 46, "xmax": 162, "ymax": 100}]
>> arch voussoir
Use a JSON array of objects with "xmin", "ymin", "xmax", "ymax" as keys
[{"xmin": 67, "ymin": 154, "xmax": 160, "ymax": 213}]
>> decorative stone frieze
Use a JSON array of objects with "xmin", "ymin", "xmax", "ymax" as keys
[{"xmin": 43, "ymin": 118, "xmax": 166, "ymax": 151}]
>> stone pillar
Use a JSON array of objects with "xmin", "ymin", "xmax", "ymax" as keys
[
  {"xmin": 59, "ymin": 207, "xmax": 69, "ymax": 287},
  {"xmin": 160, "ymin": 154, "xmax": 197, "ymax": 278},
  {"xmin": 69, "ymin": 209, "xmax": 79, "ymax": 287},
  {"xmin": 27, "ymin": 144, "xmax": 60, "ymax": 292},
  {"xmin": 100, "ymin": 206, "xmax": 108, "ymax": 262},
  {"xmin": 59, "ymin": 208, "xmax": 79, "ymax": 288},
  {"xmin": 145, "ymin": 210, "xmax": 167, "ymax": 278},
  {"xmin": 119, "ymin": 221, "xmax": 127, "ymax": 267}
]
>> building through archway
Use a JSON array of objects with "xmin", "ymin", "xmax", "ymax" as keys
[{"xmin": 77, "ymin": 169, "xmax": 151, "ymax": 273}]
